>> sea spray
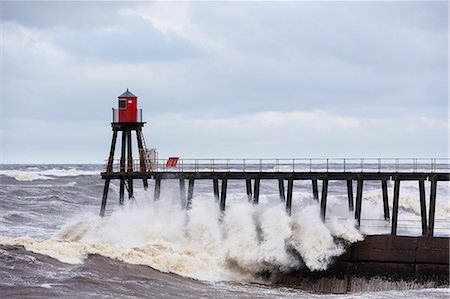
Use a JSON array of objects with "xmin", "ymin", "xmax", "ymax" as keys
[{"xmin": 0, "ymin": 192, "xmax": 365, "ymax": 282}]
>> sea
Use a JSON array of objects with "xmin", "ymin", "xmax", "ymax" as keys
[{"xmin": 0, "ymin": 164, "xmax": 449, "ymax": 298}]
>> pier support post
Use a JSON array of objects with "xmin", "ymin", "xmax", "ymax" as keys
[
  {"xmin": 278, "ymin": 179, "xmax": 285, "ymax": 202},
  {"xmin": 346, "ymin": 180, "xmax": 354, "ymax": 211},
  {"xmin": 220, "ymin": 179, "xmax": 228, "ymax": 211},
  {"xmin": 391, "ymin": 177, "xmax": 400, "ymax": 236},
  {"xmin": 418, "ymin": 179, "xmax": 427, "ymax": 236},
  {"xmin": 428, "ymin": 177, "xmax": 437, "ymax": 237},
  {"xmin": 179, "ymin": 179, "xmax": 186, "ymax": 209},
  {"xmin": 355, "ymin": 177, "xmax": 364, "ymax": 226},
  {"xmin": 100, "ymin": 178, "xmax": 110, "ymax": 217},
  {"xmin": 154, "ymin": 178, "xmax": 161, "ymax": 201},
  {"xmin": 213, "ymin": 179, "xmax": 219, "ymax": 202},
  {"xmin": 286, "ymin": 177, "xmax": 293, "ymax": 215},
  {"xmin": 381, "ymin": 180, "xmax": 389, "ymax": 220},
  {"xmin": 253, "ymin": 178, "xmax": 260, "ymax": 204},
  {"xmin": 312, "ymin": 179, "xmax": 319, "ymax": 201},
  {"xmin": 119, "ymin": 178, "xmax": 125, "ymax": 205},
  {"xmin": 187, "ymin": 178, "xmax": 194, "ymax": 209},
  {"xmin": 320, "ymin": 177, "xmax": 329, "ymax": 221},
  {"xmin": 246, "ymin": 179, "xmax": 252, "ymax": 201},
  {"xmin": 128, "ymin": 176, "xmax": 134, "ymax": 199}
]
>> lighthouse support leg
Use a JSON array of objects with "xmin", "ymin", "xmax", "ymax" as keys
[
  {"xmin": 126, "ymin": 129, "xmax": 134, "ymax": 200},
  {"xmin": 100, "ymin": 179, "xmax": 110, "ymax": 217},
  {"xmin": 312, "ymin": 179, "xmax": 319, "ymax": 201},
  {"xmin": 320, "ymin": 177, "xmax": 329, "ymax": 221},
  {"xmin": 136, "ymin": 127, "xmax": 148, "ymax": 189},
  {"xmin": 119, "ymin": 130, "xmax": 127, "ymax": 205}
]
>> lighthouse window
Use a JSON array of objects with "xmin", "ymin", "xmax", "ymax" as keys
[
  {"xmin": 128, "ymin": 100, "xmax": 132, "ymax": 104},
  {"xmin": 118, "ymin": 100, "xmax": 126, "ymax": 109}
]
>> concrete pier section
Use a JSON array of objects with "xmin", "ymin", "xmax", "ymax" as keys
[{"xmin": 273, "ymin": 235, "xmax": 449, "ymax": 293}]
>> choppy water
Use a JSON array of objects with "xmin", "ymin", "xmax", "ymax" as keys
[{"xmin": 0, "ymin": 164, "xmax": 449, "ymax": 298}]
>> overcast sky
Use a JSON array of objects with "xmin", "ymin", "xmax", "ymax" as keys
[{"xmin": 0, "ymin": 1, "xmax": 448, "ymax": 163}]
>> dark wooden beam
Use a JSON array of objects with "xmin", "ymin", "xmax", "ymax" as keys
[
  {"xmin": 391, "ymin": 177, "xmax": 400, "ymax": 236},
  {"xmin": 355, "ymin": 177, "xmax": 364, "ymax": 226},
  {"xmin": 154, "ymin": 178, "xmax": 161, "ymax": 201},
  {"xmin": 312, "ymin": 179, "xmax": 319, "ymax": 201},
  {"xmin": 428, "ymin": 177, "xmax": 437, "ymax": 237},
  {"xmin": 347, "ymin": 180, "xmax": 354, "ymax": 211},
  {"xmin": 213, "ymin": 179, "xmax": 219, "ymax": 202},
  {"xmin": 253, "ymin": 178, "xmax": 260, "ymax": 204},
  {"xmin": 246, "ymin": 179, "xmax": 252, "ymax": 201},
  {"xmin": 187, "ymin": 178, "xmax": 194, "ymax": 209},
  {"xmin": 99, "ymin": 178, "xmax": 110, "ymax": 217},
  {"xmin": 220, "ymin": 179, "xmax": 227, "ymax": 211},
  {"xmin": 418, "ymin": 179, "xmax": 427, "ymax": 236},
  {"xmin": 381, "ymin": 180, "xmax": 389, "ymax": 220},
  {"xmin": 320, "ymin": 177, "xmax": 329, "ymax": 221},
  {"xmin": 286, "ymin": 177, "xmax": 293, "ymax": 215},
  {"xmin": 278, "ymin": 178, "xmax": 285, "ymax": 202},
  {"xmin": 179, "ymin": 179, "xmax": 186, "ymax": 209}
]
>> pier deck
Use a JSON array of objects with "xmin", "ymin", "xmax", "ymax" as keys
[{"xmin": 100, "ymin": 158, "xmax": 449, "ymax": 237}]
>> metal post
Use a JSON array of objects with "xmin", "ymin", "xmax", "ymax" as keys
[
  {"xmin": 381, "ymin": 180, "xmax": 389, "ymax": 220},
  {"xmin": 418, "ymin": 179, "xmax": 427, "ymax": 236},
  {"xmin": 154, "ymin": 178, "xmax": 161, "ymax": 201},
  {"xmin": 286, "ymin": 177, "xmax": 293, "ymax": 215},
  {"xmin": 355, "ymin": 176, "xmax": 364, "ymax": 226},
  {"xmin": 187, "ymin": 178, "xmax": 194, "ymax": 209},
  {"xmin": 253, "ymin": 177, "xmax": 260, "ymax": 204},
  {"xmin": 347, "ymin": 180, "xmax": 354, "ymax": 211},
  {"xmin": 246, "ymin": 179, "xmax": 252, "ymax": 201},
  {"xmin": 278, "ymin": 178, "xmax": 285, "ymax": 202},
  {"xmin": 213, "ymin": 179, "xmax": 219, "ymax": 202},
  {"xmin": 391, "ymin": 177, "xmax": 400, "ymax": 236},
  {"xmin": 312, "ymin": 179, "xmax": 319, "ymax": 201},
  {"xmin": 428, "ymin": 177, "xmax": 437, "ymax": 236},
  {"xmin": 179, "ymin": 179, "xmax": 186, "ymax": 209},
  {"xmin": 220, "ymin": 178, "xmax": 227, "ymax": 211},
  {"xmin": 320, "ymin": 177, "xmax": 328, "ymax": 221},
  {"xmin": 100, "ymin": 178, "xmax": 110, "ymax": 217}
]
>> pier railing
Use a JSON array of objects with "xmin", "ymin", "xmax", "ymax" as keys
[{"xmin": 105, "ymin": 158, "xmax": 450, "ymax": 173}]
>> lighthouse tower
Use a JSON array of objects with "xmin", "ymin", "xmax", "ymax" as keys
[{"xmin": 100, "ymin": 89, "xmax": 150, "ymax": 216}]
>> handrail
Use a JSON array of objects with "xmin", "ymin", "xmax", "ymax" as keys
[{"xmin": 104, "ymin": 158, "xmax": 450, "ymax": 173}]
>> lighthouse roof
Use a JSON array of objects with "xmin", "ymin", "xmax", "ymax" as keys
[{"xmin": 118, "ymin": 89, "xmax": 137, "ymax": 98}]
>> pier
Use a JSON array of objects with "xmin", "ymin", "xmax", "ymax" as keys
[
  {"xmin": 101, "ymin": 157, "xmax": 449, "ymax": 237},
  {"xmin": 100, "ymin": 90, "xmax": 449, "ymax": 238}
]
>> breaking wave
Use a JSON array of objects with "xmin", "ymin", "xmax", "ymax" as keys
[
  {"xmin": 0, "ymin": 194, "xmax": 363, "ymax": 282},
  {"xmin": 0, "ymin": 168, "xmax": 98, "ymax": 182}
]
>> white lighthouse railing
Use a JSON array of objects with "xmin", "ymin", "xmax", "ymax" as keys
[{"xmin": 112, "ymin": 108, "xmax": 143, "ymax": 123}]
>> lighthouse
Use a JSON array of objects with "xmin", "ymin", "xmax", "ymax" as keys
[{"xmin": 100, "ymin": 89, "xmax": 150, "ymax": 216}]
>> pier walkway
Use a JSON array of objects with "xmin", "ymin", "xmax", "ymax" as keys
[{"xmin": 100, "ymin": 158, "xmax": 449, "ymax": 237}]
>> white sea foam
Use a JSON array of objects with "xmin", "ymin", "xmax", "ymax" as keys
[
  {"xmin": 0, "ymin": 191, "xmax": 364, "ymax": 282},
  {"xmin": 0, "ymin": 168, "xmax": 98, "ymax": 181}
]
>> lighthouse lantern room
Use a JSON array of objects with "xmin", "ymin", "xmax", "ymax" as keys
[{"xmin": 116, "ymin": 88, "xmax": 140, "ymax": 123}]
